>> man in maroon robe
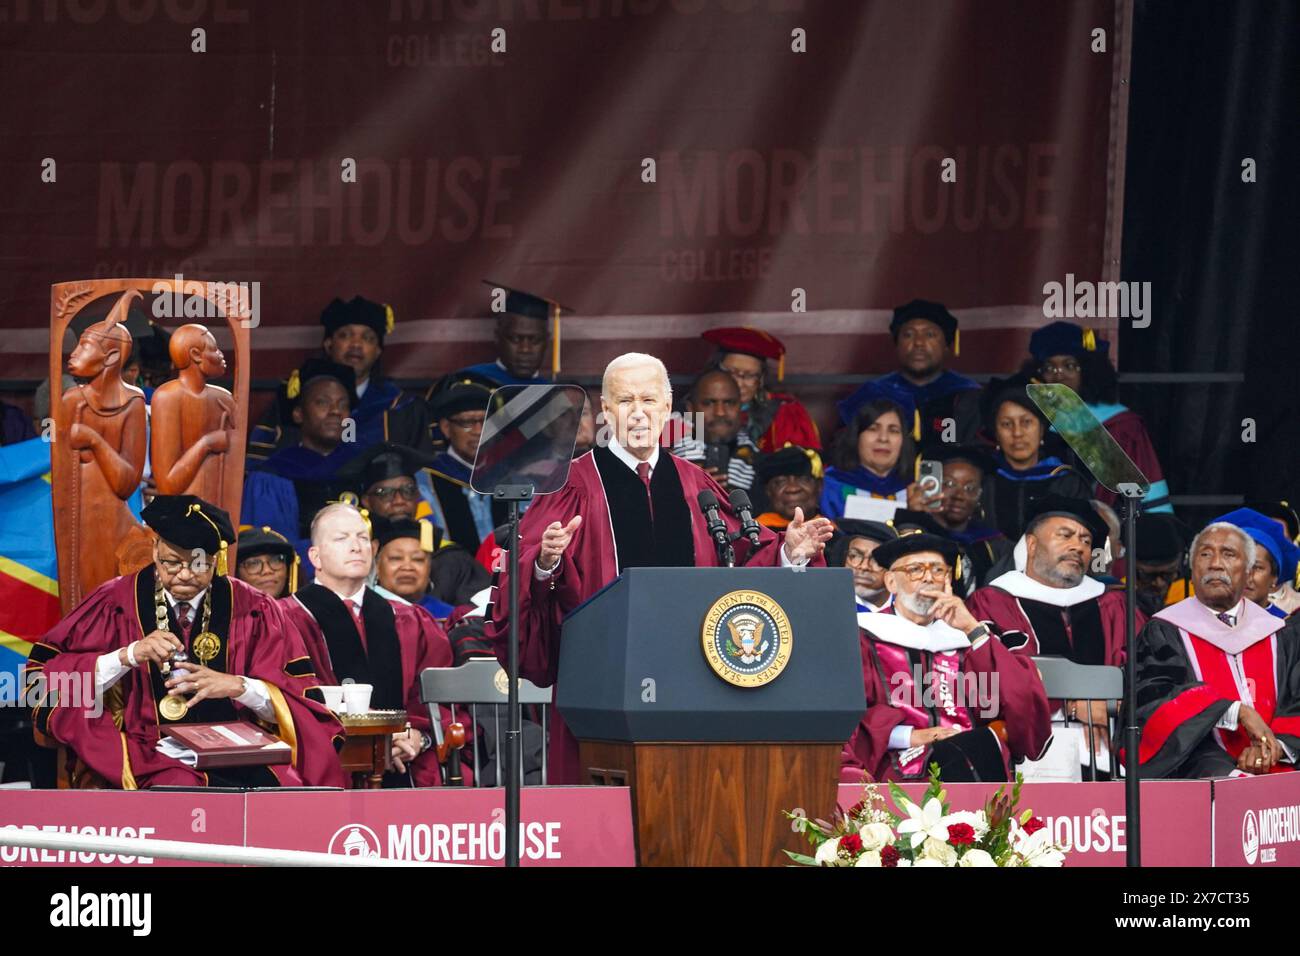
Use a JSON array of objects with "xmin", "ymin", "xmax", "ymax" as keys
[
  {"xmin": 841, "ymin": 532, "xmax": 1051, "ymax": 782},
  {"xmin": 966, "ymin": 495, "xmax": 1145, "ymax": 769},
  {"xmin": 27, "ymin": 495, "xmax": 345, "ymax": 789},
  {"xmin": 278, "ymin": 502, "xmax": 460, "ymax": 787},
  {"xmin": 489, "ymin": 352, "xmax": 835, "ymax": 783},
  {"xmin": 1137, "ymin": 522, "xmax": 1300, "ymax": 778}
]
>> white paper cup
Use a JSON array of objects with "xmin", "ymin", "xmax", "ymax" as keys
[
  {"xmin": 342, "ymin": 683, "xmax": 373, "ymax": 714},
  {"xmin": 319, "ymin": 686, "xmax": 346, "ymax": 713}
]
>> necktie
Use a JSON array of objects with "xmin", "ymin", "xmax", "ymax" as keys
[
  {"xmin": 175, "ymin": 603, "xmax": 193, "ymax": 643},
  {"xmin": 346, "ymin": 598, "xmax": 369, "ymax": 651},
  {"xmin": 636, "ymin": 461, "xmax": 653, "ymax": 520},
  {"xmin": 1217, "ymin": 611, "xmax": 1236, "ymax": 628}
]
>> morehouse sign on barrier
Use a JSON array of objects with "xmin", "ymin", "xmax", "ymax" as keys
[
  {"xmin": 1211, "ymin": 774, "xmax": 1300, "ymax": 867},
  {"xmin": 0, "ymin": 790, "xmax": 245, "ymax": 867},
  {"xmin": 837, "ymin": 780, "xmax": 1213, "ymax": 867},
  {"xmin": 243, "ymin": 787, "xmax": 636, "ymax": 866}
]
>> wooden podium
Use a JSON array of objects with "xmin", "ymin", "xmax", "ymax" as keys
[{"xmin": 558, "ymin": 567, "xmax": 864, "ymax": 867}]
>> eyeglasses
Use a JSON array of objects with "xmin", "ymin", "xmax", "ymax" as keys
[
  {"xmin": 890, "ymin": 562, "xmax": 951, "ymax": 582},
  {"xmin": 941, "ymin": 478, "xmax": 980, "ymax": 495},
  {"xmin": 368, "ymin": 483, "xmax": 420, "ymax": 501},
  {"xmin": 446, "ymin": 416, "xmax": 485, "ymax": 431},
  {"xmin": 1043, "ymin": 360, "xmax": 1081, "ymax": 376},
  {"xmin": 720, "ymin": 367, "xmax": 762, "ymax": 383},
  {"xmin": 158, "ymin": 557, "xmax": 206, "ymax": 577},
  {"xmin": 844, "ymin": 549, "xmax": 880, "ymax": 568},
  {"xmin": 239, "ymin": 555, "xmax": 287, "ymax": 572}
]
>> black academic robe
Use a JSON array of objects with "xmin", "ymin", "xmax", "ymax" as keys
[{"xmin": 1136, "ymin": 598, "xmax": 1300, "ymax": 778}]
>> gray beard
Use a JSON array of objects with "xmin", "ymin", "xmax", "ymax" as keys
[
  {"xmin": 897, "ymin": 590, "xmax": 937, "ymax": 618},
  {"xmin": 1031, "ymin": 551, "xmax": 1084, "ymax": 589}
]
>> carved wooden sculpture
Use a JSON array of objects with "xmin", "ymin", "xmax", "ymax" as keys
[
  {"xmin": 50, "ymin": 289, "xmax": 148, "ymax": 612},
  {"xmin": 50, "ymin": 279, "xmax": 252, "ymax": 614},
  {"xmin": 149, "ymin": 323, "xmax": 238, "ymax": 507}
]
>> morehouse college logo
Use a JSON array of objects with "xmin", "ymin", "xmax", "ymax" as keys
[
  {"xmin": 1242, "ymin": 810, "xmax": 1259, "ymax": 865},
  {"xmin": 329, "ymin": 824, "xmax": 381, "ymax": 859}
]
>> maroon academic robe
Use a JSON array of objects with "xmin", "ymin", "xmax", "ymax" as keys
[
  {"xmin": 841, "ymin": 607, "xmax": 1051, "ymax": 782},
  {"xmin": 28, "ymin": 568, "xmax": 345, "ymax": 789},
  {"xmin": 279, "ymin": 586, "xmax": 460, "ymax": 787},
  {"xmin": 966, "ymin": 572, "xmax": 1142, "ymax": 668},
  {"xmin": 488, "ymin": 447, "xmax": 822, "ymax": 783}
]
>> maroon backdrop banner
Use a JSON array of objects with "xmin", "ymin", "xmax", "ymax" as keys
[{"xmin": 0, "ymin": 0, "xmax": 1128, "ymax": 385}]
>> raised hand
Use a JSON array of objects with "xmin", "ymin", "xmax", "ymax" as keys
[
  {"xmin": 538, "ymin": 515, "xmax": 582, "ymax": 572},
  {"xmin": 783, "ymin": 507, "xmax": 834, "ymax": 563}
]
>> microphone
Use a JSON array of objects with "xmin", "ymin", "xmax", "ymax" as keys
[
  {"xmin": 728, "ymin": 489, "xmax": 764, "ymax": 551},
  {"xmin": 697, "ymin": 489, "xmax": 734, "ymax": 568}
]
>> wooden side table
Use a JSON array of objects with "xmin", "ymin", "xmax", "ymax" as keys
[{"xmin": 336, "ymin": 710, "xmax": 408, "ymax": 789}]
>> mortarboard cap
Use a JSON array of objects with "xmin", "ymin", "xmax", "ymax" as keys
[
  {"xmin": 371, "ymin": 515, "xmax": 440, "ymax": 554},
  {"xmin": 756, "ymin": 445, "xmax": 823, "ymax": 485},
  {"xmin": 338, "ymin": 442, "xmax": 437, "ymax": 493},
  {"xmin": 1134, "ymin": 513, "xmax": 1188, "ymax": 563},
  {"xmin": 142, "ymin": 495, "xmax": 235, "ymax": 575},
  {"xmin": 890, "ymin": 300, "xmax": 960, "ymax": 353},
  {"xmin": 482, "ymin": 280, "xmax": 568, "ymax": 377},
  {"xmin": 236, "ymin": 525, "xmax": 300, "ymax": 592},
  {"xmin": 1029, "ymin": 321, "xmax": 1110, "ymax": 362},
  {"xmin": 1212, "ymin": 507, "xmax": 1300, "ymax": 586},
  {"xmin": 320, "ymin": 296, "xmax": 394, "ymax": 343},
  {"xmin": 837, "ymin": 376, "xmax": 921, "ymax": 440},
  {"xmin": 427, "ymin": 377, "xmax": 496, "ymax": 421},
  {"xmin": 872, "ymin": 531, "xmax": 963, "ymax": 571},
  {"xmin": 1023, "ymin": 494, "xmax": 1109, "ymax": 547}
]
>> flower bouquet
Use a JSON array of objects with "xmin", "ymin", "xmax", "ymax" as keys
[{"xmin": 786, "ymin": 766, "xmax": 1065, "ymax": 867}]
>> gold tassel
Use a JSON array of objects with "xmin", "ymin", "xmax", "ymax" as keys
[
  {"xmin": 955, "ymin": 554, "xmax": 963, "ymax": 580},
  {"xmin": 777, "ymin": 352, "xmax": 785, "ymax": 382},
  {"xmin": 289, "ymin": 555, "xmax": 299, "ymax": 594},
  {"xmin": 953, "ymin": 329, "xmax": 960, "ymax": 356},
  {"xmin": 551, "ymin": 301, "xmax": 561, "ymax": 378},
  {"xmin": 185, "ymin": 503, "xmax": 228, "ymax": 576},
  {"xmin": 419, "ymin": 518, "xmax": 434, "ymax": 553},
  {"xmin": 804, "ymin": 447, "xmax": 823, "ymax": 479},
  {"xmin": 912, "ymin": 411, "xmax": 921, "ymax": 442},
  {"xmin": 1082, "ymin": 328, "xmax": 1097, "ymax": 351},
  {"xmin": 384, "ymin": 304, "xmax": 395, "ymax": 335},
  {"xmin": 286, "ymin": 368, "xmax": 301, "ymax": 400}
]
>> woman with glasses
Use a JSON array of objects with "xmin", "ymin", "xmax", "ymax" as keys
[
  {"xmin": 701, "ymin": 326, "xmax": 821, "ymax": 454},
  {"xmin": 820, "ymin": 385, "xmax": 927, "ymax": 521},
  {"xmin": 1026, "ymin": 321, "xmax": 1171, "ymax": 514},
  {"xmin": 234, "ymin": 526, "xmax": 299, "ymax": 599}
]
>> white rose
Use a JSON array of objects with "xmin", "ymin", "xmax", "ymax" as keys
[
  {"xmin": 958, "ymin": 848, "xmax": 997, "ymax": 867},
  {"xmin": 920, "ymin": 836, "xmax": 959, "ymax": 866},
  {"xmin": 854, "ymin": 850, "xmax": 883, "ymax": 867},
  {"xmin": 815, "ymin": 837, "xmax": 843, "ymax": 867},
  {"xmin": 859, "ymin": 822, "xmax": 895, "ymax": 852},
  {"xmin": 942, "ymin": 810, "xmax": 990, "ymax": 841},
  {"xmin": 912, "ymin": 858, "xmax": 944, "ymax": 867}
]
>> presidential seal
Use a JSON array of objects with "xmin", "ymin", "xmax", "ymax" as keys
[{"xmin": 701, "ymin": 589, "xmax": 792, "ymax": 688}]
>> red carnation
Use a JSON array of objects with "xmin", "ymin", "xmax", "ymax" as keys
[
  {"xmin": 840, "ymin": 833, "xmax": 864, "ymax": 855},
  {"xmin": 947, "ymin": 823, "xmax": 976, "ymax": 846},
  {"xmin": 1022, "ymin": 817, "xmax": 1046, "ymax": 836},
  {"xmin": 880, "ymin": 845, "xmax": 900, "ymax": 868}
]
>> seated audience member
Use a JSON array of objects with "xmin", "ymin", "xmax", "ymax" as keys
[
  {"xmin": 702, "ymin": 326, "xmax": 820, "ymax": 452},
  {"xmin": 1136, "ymin": 521, "xmax": 1300, "ymax": 778},
  {"xmin": 755, "ymin": 445, "xmax": 823, "ymax": 530},
  {"xmin": 241, "ymin": 360, "xmax": 360, "ymax": 562},
  {"xmin": 1210, "ymin": 508, "xmax": 1299, "ymax": 620},
  {"xmin": 235, "ymin": 526, "xmax": 299, "ymax": 599},
  {"xmin": 967, "ymin": 496, "xmax": 1142, "ymax": 767},
  {"xmin": 1245, "ymin": 500, "xmax": 1300, "ymax": 616},
  {"xmin": 28, "ymin": 495, "xmax": 343, "ymax": 788},
  {"xmin": 572, "ymin": 387, "xmax": 598, "ymax": 457},
  {"xmin": 838, "ymin": 299, "xmax": 981, "ymax": 447},
  {"xmin": 820, "ymin": 384, "xmax": 932, "ymax": 521},
  {"xmin": 979, "ymin": 376, "xmax": 1093, "ymax": 541},
  {"xmin": 439, "ymin": 284, "xmax": 557, "ymax": 390},
  {"xmin": 841, "ymin": 532, "xmax": 1051, "ymax": 783},
  {"xmin": 1027, "ymin": 321, "xmax": 1171, "ymax": 513},
  {"xmin": 927, "ymin": 444, "xmax": 1010, "ymax": 589},
  {"xmin": 278, "ymin": 503, "xmax": 459, "ymax": 787},
  {"xmin": 420, "ymin": 379, "xmax": 510, "ymax": 552},
  {"xmin": 248, "ymin": 297, "xmax": 430, "ymax": 462},
  {"xmin": 827, "ymin": 518, "xmax": 897, "ymax": 613},
  {"xmin": 671, "ymin": 369, "xmax": 759, "ymax": 494},
  {"xmin": 371, "ymin": 515, "xmax": 489, "ymax": 616},
  {"xmin": 1134, "ymin": 512, "xmax": 1191, "ymax": 616}
]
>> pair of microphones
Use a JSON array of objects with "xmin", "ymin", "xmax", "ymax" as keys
[{"xmin": 697, "ymin": 488, "xmax": 764, "ymax": 567}]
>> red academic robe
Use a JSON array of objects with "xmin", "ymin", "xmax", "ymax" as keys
[
  {"xmin": 27, "ymin": 569, "xmax": 345, "ymax": 789},
  {"xmin": 488, "ymin": 448, "xmax": 822, "ymax": 783},
  {"xmin": 750, "ymin": 392, "xmax": 821, "ymax": 453},
  {"xmin": 841, "ymin": 608, "xmax": 1051, "ymax": 782},
  {"xmin": 279, "ymin": 588, "xmax": 461, "ymax": 787},
  {"xmin": 966, "ymin": 576, "xmax": 1141, "ymax": 668},
  {"xmin": 1137, "ymin": 599, "xmax": 1300, "ymax": 778}
]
